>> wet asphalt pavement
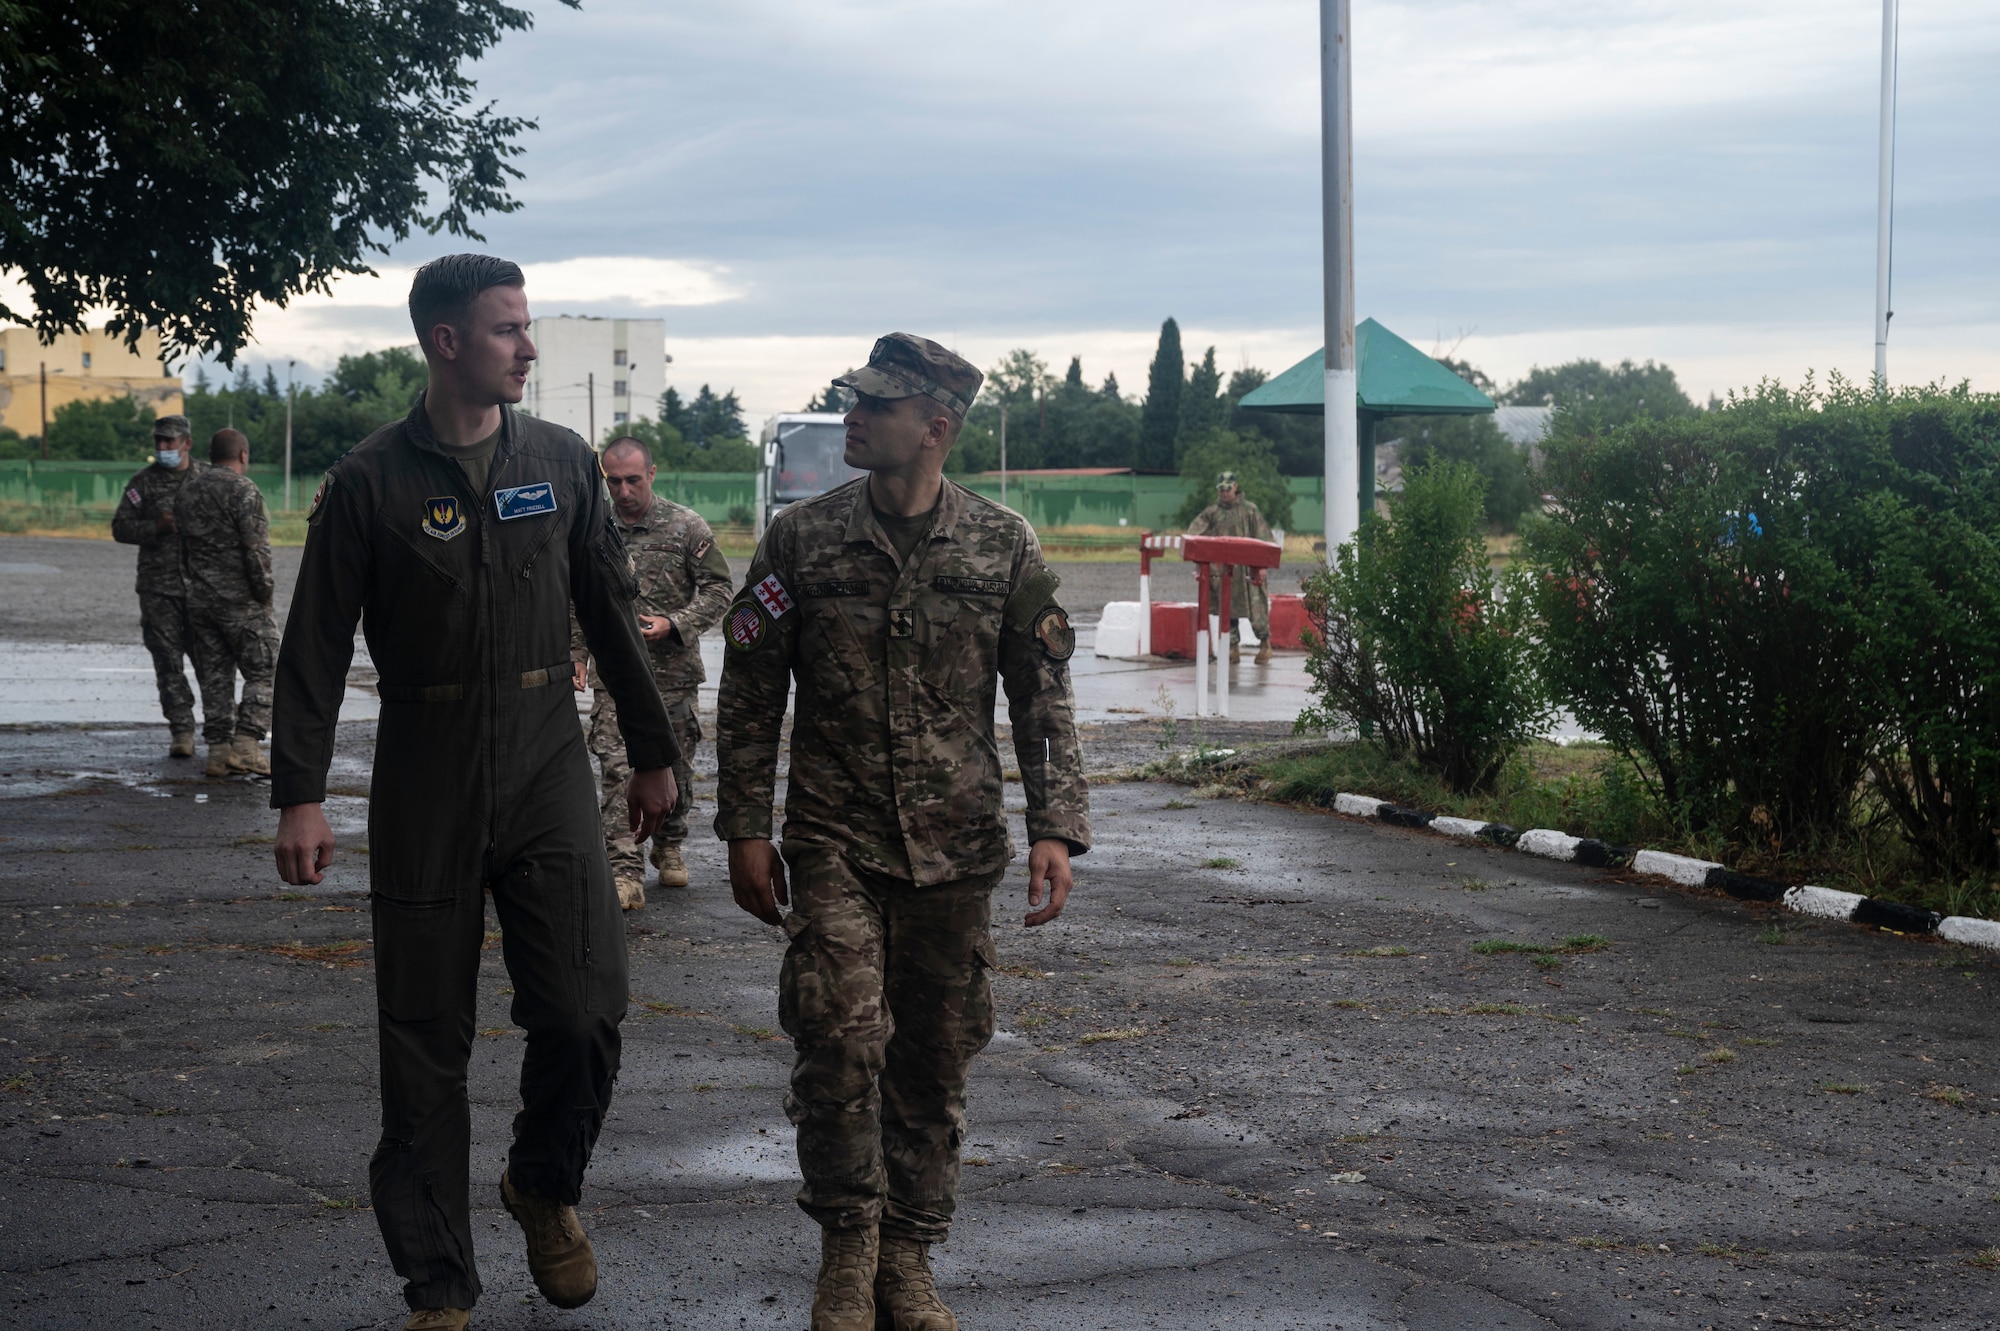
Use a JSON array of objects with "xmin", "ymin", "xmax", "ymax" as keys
[{"xmin": 2, "ymin": 720, "xmax": 1998, "ymax": 1330}]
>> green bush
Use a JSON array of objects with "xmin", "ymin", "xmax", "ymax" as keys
[
  {"xmin": 1298, "ymin": 459, "xmax": 1548, "ymax": 792},
  {"xmin": 45, "ymin": 395, "xmax": 157, "ymax": 460}
]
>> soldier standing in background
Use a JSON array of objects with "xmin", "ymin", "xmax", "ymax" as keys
[
  {"xmin": 1186, "ymin": 469, "xmax": 1275, "ymax": 665},
  {"xmin": 177, "ymin": 428, "xmax": 280, "ymax": 777},
  {"xmin": 716, "ymin": 334, "xmax": 1090, "ymax": 1331},
  {"xmin": 575, "ymin": 435, "xmax": 733, "ymax": 909},
  {"xmin": 111, "ymin": 414, "xmax": 205, "ymax": 756}
]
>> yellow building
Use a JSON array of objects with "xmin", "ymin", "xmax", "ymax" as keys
[{"xmin": 0, "ymin": 325, "xmax": 184, "ymax": 439}]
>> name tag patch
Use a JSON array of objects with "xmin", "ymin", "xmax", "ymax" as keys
[
  {"xmin": 495, "ymin": 482, "xmax": 559, "ymax": 521},
  {"xmin": 421, "ymin": 495, "xmax": 466, "ymax": 541},
  {"xmin": 934, "ymin": 575, "xmax": 1010, "ymax": 596},
  {"xmin": 799, "ymin": 579, "xmax": 868, "ymax": 598}
]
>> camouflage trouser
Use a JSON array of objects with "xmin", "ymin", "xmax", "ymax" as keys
[
  {"xmin": 1204, "ymin": 570, "xmax": 1270, "ymax": 643},
  {"xmin": 137, "ymin": 592, "xmax": 197, "ymax": 735},
  {"xmin": 587, "ymin": 687, "xmax": 697, "ymax": 880},
  {"xmin": 186, "ymin": 602, "xmax": 280, "ymax": 745},
  {"xmin": 778, "ymin": 842, "xmax": 1000, "ymax": 1241}
]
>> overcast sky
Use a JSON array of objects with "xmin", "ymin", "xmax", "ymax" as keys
[{"xmin": 182, "ymin": 0, "xmax": 2000, "ymax": 417}]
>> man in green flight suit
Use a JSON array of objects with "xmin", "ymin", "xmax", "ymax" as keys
[
  {"xmin": 715, "ymin": 333, "xmax": 1091, "ymax": 1331},
  {"xmin": 270, "ymin": 254, "xmax": 679, "ymax": 1331},
  {"xmin": 1186, "ymin": 469, "xmax": 1276, "ymax": 665}
]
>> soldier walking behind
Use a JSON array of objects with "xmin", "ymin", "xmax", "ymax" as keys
[
  {"xmin": 716, "ymin": 334, "xmax": 1091, "ymax": 1331},
  {"xmin": 575, "ymin": 436, "xmax": 733, "ymax": 909},
  {"xmin": 177, "ymin": 428, "xmax": 280, "ymax": 777},
  {"xmin": 111, "ymin": 414, "xmax": 205, "ymax": 756},
  {"xmin": 270, "ymin": 254, "xmax": 679, "ymax": 1331},
  {"xmin": 1187, "ymin": 469, "xmax": 1275, "ymax": 665}
]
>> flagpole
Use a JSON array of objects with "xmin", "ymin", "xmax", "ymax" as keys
[{"xmin": 1321, "ymin": 0, "xmax": 1358, "ymax": 559}]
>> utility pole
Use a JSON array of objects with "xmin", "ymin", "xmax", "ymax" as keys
[
  {"xmin": 999, "ymin": 403, "xmax": 1009, "ymax": 507},
  {"xmin": 284, "ymin": 359, "xmax": 296, "ymax": 511},
  {"xmin": 1320, "ymin": 0, "xmax": 1358, "ymax": 559},
  {"xmin": 1873, "ymin": 0, "xmax": 1899, "ymax": 390},
  {"xmin": 38, "ymin": 362, "xmax": 48, "ymax": 460},
  {"xmin": 587, "ymin": 371, "xmax": 596, "ymax": 447}
]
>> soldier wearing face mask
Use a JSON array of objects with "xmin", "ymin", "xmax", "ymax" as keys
[{"xmin": 111, "ymin": 414, "xmax": 207, "ymax": 756}]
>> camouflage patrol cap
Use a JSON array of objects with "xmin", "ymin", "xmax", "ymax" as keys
[
  {"xmin": 1215, "ymin": 470, "xmax": 1238, "ymax": 489},
  {"xmin": 153, "ymin": 415, "xmax": 192, "ymax": 440},
  {"xmin": 833, "ymin": 333, "xmax": 983, "ymax": 419}
]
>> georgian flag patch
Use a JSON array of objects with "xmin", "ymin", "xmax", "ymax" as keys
[
  {"xmin": 125, "ymin": 487, "xmax": 143, "ymax": 508},
  {"xmin": 752, "ymin": 574, "xmax": 793, "ymax": 619}
]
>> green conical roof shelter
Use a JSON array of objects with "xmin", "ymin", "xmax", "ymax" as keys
[
  {"xmin": 1237, "ymin": 317, "xmax": 1493, "ymax": 518},
  {"xmin": 1236, "ymin": 317, "xmax": 1494, "ymax": 416}
]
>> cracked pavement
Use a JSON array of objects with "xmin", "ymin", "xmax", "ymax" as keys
[{"xmin": 3, "ymin": 721, "xmax": 1997, "ymax": 1328}]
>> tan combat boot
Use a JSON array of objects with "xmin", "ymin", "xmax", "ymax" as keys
[
  {"xmin": 615, "ymin": 874, "xmax": 646, "ymax": 911},
  {"xmin": 500, "ymin": 1170, "xmax": 597, "ymax": 1308},
  {"xmin": 1228, "ymin": 641, "xmax": 1242, "ymax": 665},
  {"xmin": 228, "ymin": 734, "xmax": 270, "ymax": 775},
  {"xmin": 169, "ymin": 732, "xmax": 195, "ymax": 759},
  {"xmin": 1254, "ymin": 640, "xmax": 1273, "ymax": 665},
  {"xmin": 652, "ymin": 841, "xmax": 689, "ymax": 888},
  {"xmin": 401, "ymin": 1310, "xmax": 469, "ymax": 1331},
  {"xmin": 205, "ymin": 745, "xmax": 233, "ymax": 778},
  {"xmin": 812, "ymin": 1225, "xmax": 878, "ymax": 1331},
  {"xmin": 875, "ymin": 1231, "xmax": 957, "ymax": 1330}
]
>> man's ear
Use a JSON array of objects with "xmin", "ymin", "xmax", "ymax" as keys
[{"xmin": 428, "ymin": 322, "xmax": 460, "ymax": 363}]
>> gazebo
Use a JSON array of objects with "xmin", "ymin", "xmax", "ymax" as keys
[{"xmin": 1237, "ymin": 317, "xmax": 1494, "ymax": 515}]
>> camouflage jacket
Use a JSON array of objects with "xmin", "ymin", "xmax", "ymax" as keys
[
  {"xmin": 176, "ymin": 466, "xmax": 275, "ymax": 611},
  {"xmin": 1187, "ymin": 497, "xmax": 1273, "ymax": 543},
  {"xmin": 573, "ymin": 494, "xmax": 734, "ymax": 694},
  {"xmin": 111, "ymin": 461, "xmax": 207, "ymax": 597},
  {"xmin": 713, "ymin": 477, "xmax": 1091, "ymax": 886}
]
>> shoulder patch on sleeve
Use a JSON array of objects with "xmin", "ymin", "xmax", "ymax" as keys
[
  {"xmin": 752, "ymin": 573, "xmax": 794, "ymax": 619},
  {"xmin": 306, "ymin": 472, "xmax": 335, "ymax": 524},
  {"xmin": 1035, "ymin": 607, "xmax": 1075, "ymax": 661},
  {"xmin": 125, "ymin": 486, "xmax": 143, "ymax": 508},
  {"xmin": 726, "ymin": 601, "xmax": 770, "ymax": 652},
  {"xmin": 1003, "ymin": 566, "xmax": 1062, "ymax": 632},
  {"xmin": 692, "ymin": 536, "xmax": 712, "ymax": 560}
]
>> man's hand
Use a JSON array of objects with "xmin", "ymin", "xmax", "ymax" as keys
[
  {"xmin": 1251, "ymin": 568, "xmax": 1267, "ymax": 587},
  {"xmin": 276, "ymin": 803, "xmax": 336, "ymax": 886},
  {"xmin": 572, "ymin": 660, "xmax": 588, "ymax": 691},
  {"xmin": 638, "ymin": 614, "xmax": 673, "ymax": 643},
  {"xmin": 1024, "ymin": 838, "xmax": 1073, "ymax": 926},
  {"xmin": 727, "ymin": 838, "xmax": 789, "ymax": 925},
  {"xmin": 628, "ymin": 766, "xmax": 678, "ymax": 843},
  {"xmin": 154, "ymin": 512, "xmax": 176, "ymax": 535}
]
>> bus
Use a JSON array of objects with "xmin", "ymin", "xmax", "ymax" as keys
[{"xmin": 756, "ymin": 412, "xmax": 862, "ymax": 536}]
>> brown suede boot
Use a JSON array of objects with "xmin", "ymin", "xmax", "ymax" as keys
[
  {"xmin": 1228, "ymin": 641, "xmax": 1242, "ymax": 665},
  {"xmin": 401, "ymin": 1310, "xmax": 469, "ymax": 1331},
  {"xmin": 651, "ymin": 841, "xmax": 689, "ymax": 888},
  {"xmin": 228, "ymin": 733, "xmax": 270, "ymax": 775},
  {"xmin": 500, "ymin": 1170, "xmax": 597, "ymax": 1308},
  {"xmin": 616, "ymin": 873, "xmax": 646, "ymax": 911},
  {"xmin": 813, "ymin": 1226, "xmax": 878, "ymax": 1331},
  {"xmin": 168, "ymin": 731, "xmax": 195, "ymax": 759},
  {"xmin": 204, "ymin": 746, "xmax": 233, "ymax": 778},
  {"xmin": 1254, "ymin": 640, "xmax": 1273, "ymax": 665},
  {"xmin": 874, "ymin": 1231, "xmax": 957, "ymax": 1330}
]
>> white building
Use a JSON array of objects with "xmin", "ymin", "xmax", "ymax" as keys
[{"xmin": 520, "ymin": 316, "xmax": 667, "ymax": 444}]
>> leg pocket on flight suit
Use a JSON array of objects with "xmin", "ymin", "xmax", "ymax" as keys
[
  {"xmin": 954, "ymin": 932, "xmax": 998, "ymax": 1061},
  {"xmin": 570, "ymin": 853, "xmax": 627, "ymax": 1015},
  {"xmin": 373, "ymin": 896, "xmax": 464, "ymax": 1024}
]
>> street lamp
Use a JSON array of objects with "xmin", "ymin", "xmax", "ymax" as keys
[{"xmin": 284, "ymin": 360, "xmax": 296, "ymax": 511}]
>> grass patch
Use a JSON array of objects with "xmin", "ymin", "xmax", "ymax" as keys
[
  {"xmin": 1164, "ymin": 799, "xmax": 1196, "ymax": 810},
  {"xmin": 1821, "ymin": 1082, "xmax": 1867, "ymax": 1095},
  {"xmin": 1698, "ymin": 1240, "xmax": 1744, "ymax": 1260},
  {"xmin": 995, "ymin": 963, "xmax": 1050, "ymax": 979},
  {"xmin": 1532, "ymin": 955, "xmax": 1564, "ymax": 971},
  {"xmin": 1923, "ymin": 1083, "xmax": 1971, "ymax": 1108},
  {"xmin": 1353, "ymin": 945, "xmax": 1410, "ymax": 958},
  {"xmin": 1200, "ymin": 856, "xmax": 1240, "ymax": 870},
  {"xmin": 1018, "ymin": 1015, "xmax": 1049, "ymax": 1030},
  {"xmin": 732, "ymin": 1024, "xmax": 784, "ymax": 1042},
  {"xmin": 1472, "ymin": 940, "xmax": 1542, "ymax": 955},
  {"xmin": 1464, "ymin": 1002, "xmax": 1530, "ymax": 1017},
  {"xmin": 1968, "ymin": 1247, "xmax": 2000, "ymax": 1271},
  {"xmin": 1757, "ymin": 924, "xmax": 1788, "ymax": 945},
  {"xmin": 1569, "ymin": 1234, "xmax": 1622, "ymax": 1251},
  {"xmin": 1077, "ymin": 1027, "xmax": 1149, "ymax": 1045},
  {"xmin": 1701, "ymin": 1047, "xmax": 1737, "ymax": 1065},
  {"xmin": 640, "ymin": 1001, "xmax": 687, "ymax": 1016}
]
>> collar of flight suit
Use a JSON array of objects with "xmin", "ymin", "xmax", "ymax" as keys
[
  {"xmin": 400, "ymin": 389, "xmax": 517, "ymax": 472},
  {"xmin": 841, "ymin": 474, "xmax": 965, "ymax": 561}
]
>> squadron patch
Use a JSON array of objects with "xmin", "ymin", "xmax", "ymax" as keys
[
  {"xmin": 421, "ymin": 495, "xmax": 466, "ymax": 541},
  {"xmin": 1034, "ymin": 607, "xmax": 1075, "ymax": 661},
  {"xmin": 752, "ymin": 573, "xmax": 794, "ymax": 619},
  {"xmin": 306, "ymin": 473, "xmax": 334, "ymax": 523},
  {"xmin": 124, "ymin": 486, "xmax": 143, "ymax": 509},
  {"xmin": 726, "ymin": 602, "xmax": 768, "ymax": 652}
]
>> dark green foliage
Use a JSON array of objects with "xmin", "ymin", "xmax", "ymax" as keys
[
  {"xmin": 801, "ymin": 381, "xmax": 855, "ymax": 414},
  {"xmin": 665, "ymin": 385, "xmax": 747, "ymax": 448},
  {"xmin": 614, "ymin": 413, "xmax": 757, "ymax": 472},
  {"xmin": 43, "ymin": 395, "xmax": 157, "ymax": 460},
  {"xmin": 1139, "ymin": 319, "xmax": 1184, "ymax": 471},
  {"xmin": 1173, "ymin": 430, "xmax": 1293, "ymax": 531},
  {"xmin": 0, "ymin": 0, "xmax": 570, "ymax": 361},
  {"xmin": 1225, "ymin": 367, "xmax": 1324, "ymax": 476},
  {"xmin": 1383, "ymin": 412, "xmax": 1532, "ymax": 527},
  {"xmin": 1179, "ymin": 346, "xmax": 1224, "ymax": 447},
  {"xmin": 956, "ymin": 349, "xmax": 1140, "ymax": 474},
  {"xmin": 183, "ymin": 347, "xmax": 425, "ymax": 475},
  {"xmin": 1501, "ymin": 358, "xmax": 1696, "ymax": 429},
  {"xmin": 1299, "ymin": 460, "xmax": 1548, "ymax": 793}
]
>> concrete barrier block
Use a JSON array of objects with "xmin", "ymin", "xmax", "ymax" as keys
[
  {"xmin": 1430, "ymin": 816, "xmax": 1488, "ymax": 839},
  {"xmin": 1939, "ymin": 915, "xmax": 2000, "ymax": 951},
  {"xmin": 1516, "ymin": 829, "xmax": 1580, "ymax": 861},
  {"xmin": 1631, "ymin": 849, "xmax": 1722, "ymax": 886},
  {"xmin": 1094, "ymin": 601, "xmax": 1142, "ymax": 658},
  {"xmin": 1783, "ymin": 884, "xmax": 1865, "ymax": 921},
  {"xmin": 1334, "ymin": 793, "xmax": 1386, "ymax": 817}
]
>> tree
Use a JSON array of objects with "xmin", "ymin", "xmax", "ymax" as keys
[
  {"xmin": 1138, "ymin": 318, "xmax": 1184, "ymax": 471},
  {"xmin": 1500, "ymin": 358, "xmax": 1696, "ymax": 429},
  {"xmin": 43, "ymin": 395, "xmax": 156, "ymax": 460},
  {"xmin": 663, "ymin": 384, "xmax": 747, "ymax": 448},
  {"xmin": 1179, "ymin": 346, "xmax": 1224, "ymax": 453},
  {"xmin": 0, "ymin": 0, "xmax": 573, "ymax": 362},
  {"xmin": 801, "ymin": 381, "xmax": 855, "ymax": 413},
  {"xmin": 1173, "ymin": 429, "xmax": 1293, "ymax": 531},
  {"xmin": 1224, "ymin": 366, "xmax": 1323, "ymax": 476}
]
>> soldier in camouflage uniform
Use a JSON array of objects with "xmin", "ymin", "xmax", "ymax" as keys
[
  {"xmin": 111, "ymin": 414, "xmax": 206, "ymax": 756},
  {"xmin": 715, "ymin": 334, "xmax": 1091, "ymax": 1331},
  {"xmin": 575, "ymin": 437, "xmax": 733, "ymax": 909},
  {"xmin": 1187, "ymin": 469, "xmax": 1275, "ymax": 665},
  {"xmin": 178, "ymin": 429, "xmax": 281, "ymax": 777}
]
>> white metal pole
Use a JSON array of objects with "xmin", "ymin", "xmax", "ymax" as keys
[
  {"xmin": 1873, "ymin": 0, "xmax": 1898, "ymax": 389},
  {"xmin": 1195, "ymin": 626, "xmax": 1208, "ymax": 717},
  {"xmin": 1139, "ymin": 568, "xmax": 1152, "ymax": 656},
  {"xmin": 1217, "ymin": 608, "xmax": 1230, "ymax": 718},
  {"xmin": 1321, "ymin": 0, "xmax": 1359, "ymax": 560},
  {"xmin": 284, "ymin": 360, "xmax": 295, "ymax": 511}
]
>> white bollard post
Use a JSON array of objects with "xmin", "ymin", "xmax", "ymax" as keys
[
  {"xmin": 1194, "ymin": 627, "xmax": 1209, "ymax": 717},
  {"xmin": 1139, "ymin": 570, "xmax": 1152, "ymax": 657},
  {"xmin": 1208, "ymin": 612, "xmax": 1222, "ymax": 717},
  {"xmin": 1217, "ymin": 617, "xmax": 1230, "ymax": 718}
]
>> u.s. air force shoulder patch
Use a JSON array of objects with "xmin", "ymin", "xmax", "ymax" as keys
[
  {"xmin": 1035, "ymin": 607, "xmax": 1075, "ymax": 661},
  {"xmin": 306, "ymin": 473, "xmax": 334, "ymax": 525},
  {"xmin": 726, "ymin": 601, "xmax": 768, "ymax": 652}
]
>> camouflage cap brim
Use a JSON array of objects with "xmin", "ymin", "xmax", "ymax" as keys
[{"xmin": 833, "ymin": 366, "xmax": 973, "ymax": 418}]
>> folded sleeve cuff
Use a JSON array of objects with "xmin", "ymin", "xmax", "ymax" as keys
[{"xmin": 1026, "ymin": 810, "xmax": 1091, "ymax": 856}]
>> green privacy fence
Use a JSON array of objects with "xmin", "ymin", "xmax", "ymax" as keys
[{"xmin": 1, "ymin": 460, "xmax": 1329, "ymax": 535}]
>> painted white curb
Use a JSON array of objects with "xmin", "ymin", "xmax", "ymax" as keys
[
  {"xmin": 1631, "ymin": 849, "xmax": 1723, "ymax": 887},
  {"xmin": 1940, "ymin": 916, "xmax": 2000, "ymax": 949},
  {"xmin": 1430, "ymin": 816, "xmax": 1489, "ymax": 839},
  {"xmin": 1516, "ymin": 829, "xmax": 1581, "ymax": 861},
  {"xmin": 1333, "ymin": 793, "xmax": 1386, "ymax": 817},
  {"xmin": 1783, "ymin": 885, "xmax": 1866, "ymax": 920}
]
